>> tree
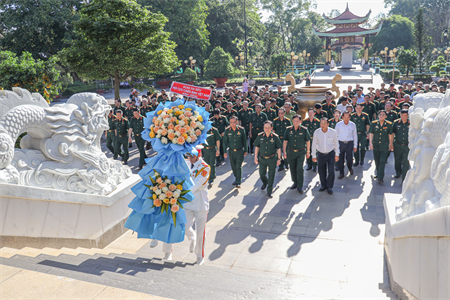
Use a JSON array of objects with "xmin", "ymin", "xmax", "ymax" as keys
[
  {"xmin": 0, "ymin": 51, "xmax": 61, "ymax": 102},
  {"xmin": 430, "ymin": 55, "xmax": 447, "ymax": 76},
  {"xmin": 0, "ymin": 0, "xmax": 82, "ymax": 59},
  {"xmin": 269, "ymin": 52, "xmax": 288, "ymax": 79},
  {"xmin": 371, "ymin": 15, "xmax": 415, "ymax": 53},
  {"xmin": 204, "ymin": 47, "xmax": 234, "ymax": 79},
  {"xmin": 60, "ymin": 0, "xmax": 178, "ymax": 99},
  {"xmin": 397, "ymin": 47, "xmax": 417, "ymax": 76},
  {"xmin": 138, "ymin": 0, "xmax": 210, "ymax": 64},
  {"xmin": 414, "ymin": 8, "xmax": 428, "ymax": 73}
]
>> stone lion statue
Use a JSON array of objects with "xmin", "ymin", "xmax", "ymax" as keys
[
  {"xmin": 396, "ymin": 90, "xmax": 450, "ymax": 221},
  {"xmin": 0, "ymin": 88, "xmax": 131, "ymax": 195}
]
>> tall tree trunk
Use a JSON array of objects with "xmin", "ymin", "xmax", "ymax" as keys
[{"xmin": 114, "ymin": 71, "xmax": 120, "ymax": 100}]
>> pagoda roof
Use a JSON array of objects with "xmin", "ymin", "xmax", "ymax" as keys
[
  {"xmin": 323, "ymin": 4, "xmax": 371, "ymax": 24},
  {"xmin": 312, "ymin": 22, "xmax": 383, "ymax": 38}
]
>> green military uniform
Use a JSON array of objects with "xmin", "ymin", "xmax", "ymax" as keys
[
  {"xmin": 140, "ymin": 105, "xmax": 152, "ymax": 117},
  {"xmin": 322, "ymin": 103, "xmax": 337, "ymax": 119},
  {"xmin": 202, "ymin": 127, "xmax": 222, "ymax": 184},
  {"xmin": 284, "ymin": 125, "xmax": 311, "ymax": 190},
  {"xmin": 387, "ymin": 89, "xmax": 397, "ymax": 98},
  {"xmin": 223, "ymin": 125, "xmax": 248, "ymax": 185},
  {"xmin": 385, "ymin": 111, "xmax": 398, "ymax": 123},
  {"xmin": 129, "ymin": 115, "xmax": 147, "ymax": 167},
  {"xmin": 321, "ymin": 99, "xmax": 337, "ymax": 106},
  {"xmin": 262, "ymin": 108, "xmax": 277, "ymax": 122},
  {"xmin": 254, "ymin": 132, "xmax": 282, "ymax": 195},
  {"xmin": 106, "ymin": 114, "xmax": 116, "ymax": 154},
  {"xmin": 211, "ymin": 115, "xmax": 229, "ymax": 164},
  {"xmin": 369, "ymin": 120, "xmax": 393, "ymax": 181},
  {"xmin": 302, "ymin": 117, "xmax": 320, "ymax": 169},
  {"xmin": 361, "ymin": 102, "xmax": 376, "ymax": 121},
  {"xmin": 328, "ymin": 118, "xmax": 340, "ymax": 129},
  {"xmin": 397, "ymin": 100, "xmax": 413, "ymax": 109},
  {"xmin": 150, "ymin": 103, "xmax": 159, "ymax": 111},
  {"xmin": 351, "ymin": 112, "xmax": 370, "ymax": 164},
  {"xmin": 273, "ymin": 117, "xmax": 292, "ymax": 170},
  {"xmin": 284, "ymin": 110, "xmax": 296, "ymax": 122},
  {"xmin": 249, "ymin": 112, "xmax": 268, "ymax": 152},
  {"xmin": 393, "ymin": 118, "xmax": 410, "ymax": 181},
  {"xmin": 112, "ymin": 117, "xmax": 129, "ymax": 164},
  {"xmin": 276, "ymin": 97, "xmax": 285, "ymax": 108},
  {"xmin": 113, "ymin": 105, "xmax": 123, "ymax": 115},
  {"xmin": 123, "ymin": 107, "xmax": 134, "ymax": 120},
  {"xmin": 223, "ymin": 109, "xmax": 238, "ymax": 121},
  {"xmin": 237, "ymin": 108, "xmax": 253, "ymax": 146},
  {"xmin": 233, "ymin": 103, "xmax": 243, "ymax": 112},
  {"xmin": 314, "ymin": 110, "xmax": 328, "ymax": 120}
]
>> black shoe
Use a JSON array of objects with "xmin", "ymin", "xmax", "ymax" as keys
[
  {"xmin": 285, "ymin": 165, "xmax": 289, "ymax": 170},
  {"xmin": 290, "ymin": 184, "xmax": 297, "ymax": 189},
  {"xmin": 335, "ymin": 167, "xmax": 339, "ymax": 171},
  {"xmin": 261, "ymin": 184, "xmax": 267, "ymax": 190},
  {"xmin": 394, "ymin": 174, "xmax": 401, "ymax": 179},
  {"xmin": 124, "ymin": 162, "xmax": 128, "ymax": 165},
  {"xmin": 208, "ymin": 183, "xmax": 213, "ymax": 189},
  {"xmin": 277, "ymin": 167, "xmax": 284, "ymax": 172},
  {"xmin": 306, "ymin": 165, "xmax": 312, "ymax": 171},
  {"xmin": 138, "ymin": 165, "xmax": 143, "ymax": 170},
  {"xmin": 216, "ymin": 162, "xmax": 220, "ymax": 167},
  {"xmin": 327, "ymin": 188, "xmax": 333, "ymax": 195},
  {"xmin": 232, "ymin": 181, "xmax": 237, "ymax": 185},
  {"xmin": 360, "ymin": 161, "xmax": 364, "ymax": 166},
  {"xmin": 267, "ymin": 192, "xmax": 273, "ymax": 198},
  {"xmin": 349, "ymin": 169, "xmax": 354, "ymax": 175},
  {"xmin": 378, "ymin": 179, "xmax": 384, "ymax": 183},
  {"xmin": 354, "ymin": 162, "xmax": 359, "ymax": 167},
  {"xmin": 319, "ymin": 186, "xmax": 327, "ymax": 192},
  {"xmin": 338, "ymin": 174, "xmax": 344, "ymax": 179},
  {"xmin": 374, "ymin": 175, "xmax": 378, "ymax": 179},
  {"xmin": 129, "ymin": 143, "xmax": 133, "ymax": 148},
  {"xmin": 312, "ymin": 166, "xmax": 317, "ymax": 172},
  {"xmin": 297, "ymin": 188, "xmax": 303, "ymax": 194}
]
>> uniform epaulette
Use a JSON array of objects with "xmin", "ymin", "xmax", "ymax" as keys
[
  {"xmin": 123, "ymin": 117, "xmax": 128, "ymax": 121},
  {"xmin": 363, "ymin": 112, "xmax": 369, "ymax": 116},
  {"xmin": 313, "ymin": 117, "xmax": 320, "ymax": 121},
  {"xmin": 273, "ymin": 132, "xmax": 279, "ymax": 137},
  {"xmin": 273, "ymin": 117, "xmax": 279, "ymax": 121},
  {"xmin": 372, "ymin": 120, "xmax": 378, "ymax": 123},
  {"xmin": 386, "ymin": 120, "xmax": 392, "ymax": 124},
  {"xmin": 351, "ymin": 112, "xmax": 356, "ymax": 116},
  {"xmin": 211, "ymin": 126, "xmax": 218, "ymax": 130},
  {"xmin": 225, "ymin": 126, "xmax": 230, "ymax": 130},
  {"xmin": 258, "ymin": 131, "xmax": 264, "ymax": 135},
  {"xmin": 287, "ymin": 125, "xmax": 293, "ymax": 129},
  {"xmin": 394, "ymin": 119, "xmax": 401, "ymax": 123},
  {"xmin": 285, "ymin": 117, "xmax": 290, "ymax": 121},
  {"xmin": 301, "ymin": 125, "xmax": 308, "ymax": 130}
]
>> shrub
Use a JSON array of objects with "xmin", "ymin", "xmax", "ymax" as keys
[
  {"xmin": 204, "ymin": 46, "xmax": 234, "ymax": 78},
  {"xmin": 183, "ymin": 68, "xmax": 197, "ymax": 81}
]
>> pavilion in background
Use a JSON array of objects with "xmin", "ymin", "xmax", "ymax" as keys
[{"xmin": 313, "ymin": 4, "xmax": 383, "ymax": 70}]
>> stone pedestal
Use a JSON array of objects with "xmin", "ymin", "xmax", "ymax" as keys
[
  {"xmin": 0, "ymin": 175, "xmax": 141, "ymax": 249},
  {"xmin": 384, "ymin": 193, "xmax": 450, "ymax": 300},
  {"xmin": 362, "ymin": 63, "xmax": 370, "ymax": 70},
  {"xmin": 323, "ymin": 64, "xmax": 330, "ymax": 71},
  {"xmin": 341, "ymin": 49, "xmax": 353, "ymax": 69}
]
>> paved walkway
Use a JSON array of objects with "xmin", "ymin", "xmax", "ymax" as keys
[{"xmin": 0, "ymin": 139, "xmax": 400, "ymax": 299}]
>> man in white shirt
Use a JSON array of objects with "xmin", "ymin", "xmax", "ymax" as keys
[
  {"xmin": 336, "ymin": 96, "xmax": 352, "ymax": 114},
  {"xmin": 312, "ymin": 118, "xmax": 340, "ymax": 194},
  {"xmin": 335, "ymin": 111, "xmax": 358, "ymax": 179}
]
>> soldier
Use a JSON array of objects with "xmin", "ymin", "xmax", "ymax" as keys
[
  {"xmin": 351, "ymin": 104, "xmax": 370, "ymax": 166},
  {"xmin": 322, "ymin": 95, "xmax": 337, "ymax": 119},
  {"xmin": 283, "ymin": 115, "xmax": 311, "ymax": 193},
  {"xmin": 328, "ymin": 110, "xmax": 341, "ymax": 129},
  {"xmin": 150, "ymin": 97, "xmax": 159, "ymax": 111},
  {"xmin": 249, "ymin": 104, "xmax": 268, "ymax": 154},
  {"xmin": 254, "ymin": 121, "xmax": 282, "ymax": 198},
  {"xmin": 284, "ymin": 102, "xmax": 296, "ymax": 121},
  {"xmin": 263, "ymin": 100, "xmax": 277, "ymax": 122},
  {"xmin": 369, "ymin": 110, "xmax": 394, "ymax": 183},
  {"xmin": 361, "ymin": 94, "xmax": 377, "ymax": 121},
  {"xmin": 273, "ymin": 108, "xmax": 292, "ymax": 171},
  {"xmin": 139, "ymin": 99, "xmax": 152, "ymax": 117},
  {"xmin": 113, "ymin": 99, "xmax": 123, "ymax": 114},
  {"xmin": 211, "ymin": 109, "xmax": 229, "ymax": 166},
  {"xmin": 112, "ymin": 110, "xmax": 129, "ymax": 165},
  {"xmin": 233, "ymin": 97, "xmax": 243, "ymax": 112},
  {"xmin": 202, "ymin": 127, "xmax": 221, "ymax": 188},
  {"xmin": 128, "ymin": 109, "xmax": 147, "ymax": 169},
  {"xmin": 302, "ymin": 108, "xmax": 320, "ymax": 172},
  {"xmin": 385, "ymin": 102, "xmax": 398, "ymax": 122},
  {"xmin": 105, "ymin": 110, "xmax": 116, "ymax": 154},
  {"xmin": 393, "ymin": 110, "xmax": 410, "ymax": 181},
  {"xmin": 123, "ymin": 101, "xmax": 134, "ymax": 148},
  {"xmin": 314, "ymin": 103, "xmax": 328, "ymax": 120},
  {"xmin": 387, "ymin": 83, "xmax": 397, "ymax": 98},
  {"xmin": 223, "ymin": 116, "xmax": 248, "ymax": 188},
  {"xmin": 223, "ymin": 102, "xmax": 238, "ymax": 121},
  {"xmin": 237, "ymin": 101, "xmax": 253, "ymax": 152}
]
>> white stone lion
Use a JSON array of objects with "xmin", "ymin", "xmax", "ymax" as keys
[{"xmin": 0, "ymin": 88, "xmax": 131, "ymax": 195}]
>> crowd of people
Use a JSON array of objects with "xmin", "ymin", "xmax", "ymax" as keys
[{"xmin": 106, "ymin": 80, "xmax": 448, "ymax": 197}]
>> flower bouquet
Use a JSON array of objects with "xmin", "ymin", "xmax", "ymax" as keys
[{"xmin": 125, "ymin": 99, "xmax": 211, "ymax": 243}]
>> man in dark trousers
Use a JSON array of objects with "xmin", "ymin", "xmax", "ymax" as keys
[{"xmin": 223, "ymin": 116, "xmax": 248, "ymax": 189}]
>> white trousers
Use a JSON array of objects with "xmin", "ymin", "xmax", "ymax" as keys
[
  {"xmin": 161, "ymin": 209, "xmax": 208, "ymax": 259},
  {"xmin": 185, "ymin": 209, "xmax": 208, "ymax": 259}
]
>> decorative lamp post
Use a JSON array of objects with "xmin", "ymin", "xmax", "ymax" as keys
[
  {"xmin": 239, "ymin": 53, "xmax": 244, "ymax": 68},
  {"xmin": 382, "ymin": 47, "xmax": 389, "ymax": 70},
  {"xmin": 389, "ymin": 48, "xmax": 398, "ymax": 83},
  {"xmin": 306, "ymin": 53, "xmax": 310, "ymax": 69},
  {"xmin": 290, "ymin": 52, "xmax": 298, "ymax": 74},
  {"xmin": 184, "ymin": 60, "xmax": 189, "ymax": 70},
  {"xmin": 235, "ymin": 56, "xmax": 239, "ymax": 67},
  {"xmin": 432, "ymin": 48, "xmax": 438, "ymax": 59},
  {"xmin": 188, "ymin": 57, "xmax": 196, "ymax": 70}
]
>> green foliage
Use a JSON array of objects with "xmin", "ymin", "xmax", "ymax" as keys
[
  {"xmin": 414, "ymin": 8, "xmax": 429, "ymax": 73},
  {"xmin": 380, "ymin": 69, "xmax": 400, "ymax": 80},
  {"xmin": 430, "ymin": 56, "xmax": 447, "ymax": 76},
  {"xmin": 0, "ymin": 51, "xmax": 61, "ymax": 102},
  {"xmin": 245, "ymin": 63, "xmax": 259, "ymax": 78},
  {"xmin": 397, "ymin": 47, "xmax": 418, "ymax": 77},
  {"xmin": 372, "ymin": 15, "xmax": 415, "ymax": 53},
  {"xmin": 138, "ymin": 0, "xmax": 209, "ymax": 63},
  {"xmin": 60, "ymin": 0, "xmax": 179, "ymax": 100},
  {"xmin": 183, "ymin": 68, "xmax": 197, "ymax": 81},
  {"xmin": 132, "ymin": 82, "xmax": 150, "ymax": 92},
  {"xmin": 0, "ymin": 0, "xmax": 82, "ymax": 59},
  {"xmin": 204, "ymin": 47, "xmax": 234, "ymax": 78},
  {"xmin": 269, "ymin": 53, "xmax": 288, "ymax": 79}
]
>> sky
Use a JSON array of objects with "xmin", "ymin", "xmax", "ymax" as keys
[{"xmin": 260, "ymin": 0, "xmax": 391, "ymax": 22}]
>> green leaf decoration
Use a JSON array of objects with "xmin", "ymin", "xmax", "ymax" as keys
[{"xmin": 172, "ymin": 212, "xmax": 177, "ymax": 227}]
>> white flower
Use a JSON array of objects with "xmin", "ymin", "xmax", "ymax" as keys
[
  {"xmin": 179, "ymin": 120, "xmax": 185, "ymax": 126},
  {"xmin": 188, "ymin": 129, "xmax": 195, "ymax": 135},
  {"xmin": 172, "ymin": 138, "xmax": 178, "ymax": 144},
  {"xmin": 175, "ymin": 131, "xmax": 180, "ymax": 136},
  {"xmin": 156, "ymin": 134, "xmax": 161, "ymax": 139},
  {"xmin": 173, "ymin": 107, "xmax": 179, "ymax": 112},
  {"xmin": 168, "ymin": 129, "xmax": 174, "ymax": 134},
  {"xmin": 194, "ymin": 111, "xmax": 199, "ymax": 115},
  {"xmin": 162, "ymin": 187, "xmax": 168, "ymax": 192},
  {"xmin": 154, "ymin": 171, "xmax": 159, "ymax": 176},
  {"xmin": 159, "ymin": 193, "xmax": 165, "ymax": 200},
  {"xmin": 157, "ymin": 129, "xmax": 162, "ymax": 135},
  {"xmin": 161, "ymin": 137, "xmax": 168, "ymax": 144},
  {"xmin": 186, "ymin": 137, "xmax": 192, "ymax": 143},
  {"xmin": 199, "ymin": 124, "xmax": 205, "ymax": 130},
  {"xmin": 163, "ymin": 118, "xmax": 170, "ymax": 124},
  {"xmin": 173, "ymin": 190, "xmax": 181, "ymax": 198},
  {"xmin": 155, "ymin": 189, "xmax": 162, "ymax": 195},
  {"xmin": 190, "ymin": 116, "xmax": 196, "ymax": 121},
  {"xmin": 165, "ymin": 179, "xmax": 171, "ymax": 184},
  {"xmin": 196, "ymin": 122, "xmax": 202, "ymax": 128}
]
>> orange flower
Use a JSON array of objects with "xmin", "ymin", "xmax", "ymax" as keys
[
  {"xmin": 195, "ymin": 129, "xmax": 202, "ymax": 136},
  {"xmin": 159, "ymin": 182, "xmax": 166, "ymax": 188},
  {"xmin": 174, "ymin": 125, "xmax": 181, "ymax": 132},
  {"xmin": 182, "ymin": 133, "xmax": 188, "ymax": 139},
  {"xmin": 165, "ymin": 191, "xmax": 173, "ymax": 198},
  {"xmin": 170, "ymin": 198, "xmax": 177, "ymax": 205},
  {"xmin": 161, "ymin": 129, "xmax": 168, "ymax": 136},
  {"xmin": 167, "ymin": 124, "xmax": 174, "ymax": 130},
  {"xmin": 153, "ymin": 199, "xmax": 162, "ymax": 207},
  {"xmin": 180, "ymin": 127, "xmax": 187, "ymax": 134},
  {"xmin": 190, "ymin": 121, "xmax": 197, "ymax": 128},
  {"xmin": 177, "ymin": 136, "xmax": 185, "ymax": 144},
  {"xmin": 169, "ymin": 184, "xmax": 177, "ymax": 191},
  {"xmin": 168, "ymin": 132, "xmax": 175, "ymax": 140}
]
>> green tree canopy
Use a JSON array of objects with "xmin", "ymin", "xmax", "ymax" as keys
[
  {"xmin": 204, "ymin": 46, "xmax": 234, "ymax": 79},
  {"xmin": 60, "ymin": 0, "xmax": 179, "ymax": 99},
  {"xmin": 372, "ymin": 15, "xmax": 415, "ymax": 53},
  {"xmin": 0, "ymin": 0, "xmax": 82, "ymax": 59},
  {"xmin": 397, "ymin": 47, "xmax": 417, "ymax": 76},
  {"xmin": 0, "ymin": 51, "xmax": 61, "ymax": 102},
  {"xmin": 269, "ymin": 52, "xmax": 288, "ymax": 79}
]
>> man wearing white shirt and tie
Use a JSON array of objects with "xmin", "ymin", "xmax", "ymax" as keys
[
  {"xmin": 312, "ymin": 118, "xmax": 340, "ymax": 195},
  {"xmin": 335, "ymin": 112, "xmax": 358, "ymax": 179}
]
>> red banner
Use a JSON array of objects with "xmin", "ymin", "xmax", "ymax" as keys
[{"xmin": 170, "ymin": 82, "xmax": 212, "ymax": 101}]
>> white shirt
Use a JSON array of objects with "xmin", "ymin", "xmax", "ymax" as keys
[
  {"xmin": 184, "ymin": 158, "xmax": 210, "ymax": 212},
  {"xmin": 335, "ymin": 120, "xmax": 358, "ymax": 143},
  {"xmin": 312, "ymin": 128, "xmax": 340, "ymax": 158},
  {"xmin": 336, "ymin": 103, "xmax": 352, "ymax": 114}
]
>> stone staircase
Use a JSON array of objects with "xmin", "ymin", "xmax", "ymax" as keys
[{"xmin": 0, "ymin": 230, "xmax": 147, "ymax": 259}]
